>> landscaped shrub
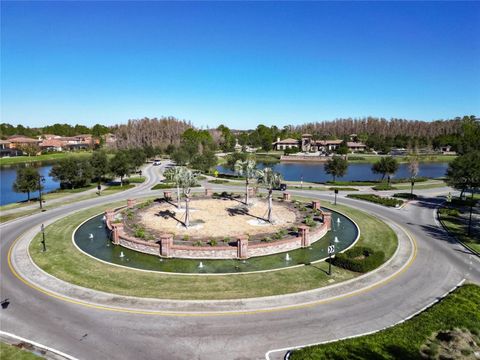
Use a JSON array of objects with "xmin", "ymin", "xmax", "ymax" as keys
[
  {"xmin": 261, "ymin": 237, "xmax": 273, "ymax": 242},
  {"xmin": 134, "ymin": 227, "xmax": 146, "ymax": 239},
  {"xmin": 331, "ymin": 246, "xmax": 385, "ymax": 273},
  {"xmin": 208, "ymin": 239, "xmax": 218, "ymax": 246},
  {"xmin": 347, "ymin": 194, "xmax": 404, "ymax": 207},
  {"xmin": 393, "ymin": 193, "xmax": 418, "ymax": 200},
  {"xmin": 304, "ymin": 216, "xmax": 317, "ymax": 227},
  {"xmin": 208, "ymin": 179, "xmax": 229, "ymax": 184},
  {"xmin": 193, "ymin": 240, "xmax": 203, "ymax": 246},
  {"xmin": 372, "ymin": 183, "xmax": 398, "ymax": 191},
  {"xmin": 439, "ymin": 208, "xmax": 460, "ymax": 217}
]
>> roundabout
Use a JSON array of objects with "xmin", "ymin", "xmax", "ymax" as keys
[{"xmin": 1, "ymin": 164, "xmax": 478, "ymax": 360}]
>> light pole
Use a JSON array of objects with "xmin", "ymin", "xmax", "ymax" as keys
[
  {"xmin": 38, "ymin": 175, "xmax": 45, "ymax": 210},
  {"xmin": 40, "ymin": 223, "xmax": 46, "ymax": 252},
  {"xmin": 334, "ymin": 189, "xmax": 338, "ymax": 205}
]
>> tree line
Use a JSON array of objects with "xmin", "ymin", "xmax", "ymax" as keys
[{"xmin": 0, "ymin": 123, "xmax": 110, "ymax": 138}]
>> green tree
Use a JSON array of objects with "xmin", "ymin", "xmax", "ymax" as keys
[
  {"xmin": 13, "ymin": 167, "xmax": 41, "ymax": 202},
  {"xmin": 109, "ymin": 151, "xmax": 132, "ymax": 186},
  {"xmin": 324, "ymin": 156, "xmax": 348, "ymax": 182},
  {"xmin": 234, "ymin": 159, "xmax": 257, "ymax": 205},
  {"xmin": 336, "ymin": 141, "xmax": 349, "ymax": 156},
  {"xmin": 446, "ymin": 151, "xmax": 480, "ymax": 199},
  {"xmin": 128, "ymin": 148, "xmax": 146, "ymax": 171},
  {"xmin": 171, "ymin": 148, "xmax": 190, "ymax": 166},
  {"xmin": 372, "ymin": 157, "xmax": 399, "ymax": 186},
  {"xmin": 190, "ymin": 150, "xmax": 217, "ymax": 173},
  {"xmin": 50, "ymin": 157, "xmax": 93, "ymax": 189},
  {"xmin": 91, "ymin": 150, "xmax": 109, "ymax": 183},
  {"xmin": 256, "ymin": 167, "xmax": 282, "ymax": 223}
]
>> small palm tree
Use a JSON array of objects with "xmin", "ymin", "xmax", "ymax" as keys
[
  {"xmin": 164, "ymin": 166, "xmax": 186, "ymax": 209},
  {"xmin": 234, "ymin": 159, "xmax": 257, "ymax": 205},
  {"xmin": 256, "ymin": 167, "xmax": 282, "ymax": 223},
  {"xmin": 178, "ymin": 168, "xmax": 197, "ymax": 228}
]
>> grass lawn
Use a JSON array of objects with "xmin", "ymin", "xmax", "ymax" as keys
[
  {"xmin": 395, "ymin": 181, "xmax": 447, "ymax": 191},
  {"xmin": 0, "ymin": 342, "xmax": 43, "ymax": 360},
  {"xmin": 28, "ymin": 199, "xmax": 397, "ymax": 300},
  {"xmin": 0, "ymin": 152, "xmax": 92, "ymax": 166},
  {"xmin": 290, "ymin": 284, "xmax": 480, "ymax": 360},
  {"xmin": 438, "ymin": 206, "xmax": 480, "ymax": 254}
]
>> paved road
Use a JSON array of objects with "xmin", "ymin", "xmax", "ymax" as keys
[{"xmin": 1, "ymin": 165, "xmax": 479, "ymax": 360}]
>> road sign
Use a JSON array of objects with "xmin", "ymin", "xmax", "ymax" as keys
[{"xmin": 327, "ymin": 245, "xmax": 335, "ymax": 254}]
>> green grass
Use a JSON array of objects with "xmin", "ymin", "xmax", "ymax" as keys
[
  {"xmin": 395, "ymin": 182, "xmax": 446, "ymax": 190},
  {"xmin": 0, "ymin": 342, "xmax": 44, "ymax": 360},
  {"xmin": 372, "ymin": 184, "xmax": 398, "ymax": 191},
  {"xmin": 207, "ymin": 179, "xmax": 230, "ymax": 184},
  {"xmin": 290, "ymin": 284, "xmax": 480, "ymax": 360},
  {"xmin": 126, "ymin": 176, "xmax": 146, "ymax": 183},
  {"xmin": 346, "ymin": 154, "xmax": 457, "ymax": 164},
  {"xmin": 0, "ymin": 151, "xmax": 92, "ymax": 165},
  {"xmin": 328, "ymin": 187, "xmax": 358, "ymax": 192},
  {"xmin": 438, "ymin": 205, "xmax": 480, "ymax": 254},
  {"xmin": 347, "ymin": 194, "xmax": 404, "ymax": 207},
  {"xmin": 28, "ymin": 200, "xmax": 397, "ymax": 300}
]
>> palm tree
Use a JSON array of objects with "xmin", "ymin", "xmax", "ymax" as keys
[
  {"xmin": 178, "ymin": 168, "xmax": 197, "ymax": 228},
  {"xmin": 164, "ymin": 166, "xmax": 186, "ymax": 209},
  {"xmin": 234, "ymin": 159, "xmax": 257, "ymax": 205},
  {"xmin": 256, "ymin": 167, "xmax": 282, "ymax": 223}
]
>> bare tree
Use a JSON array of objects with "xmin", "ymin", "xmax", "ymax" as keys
[
  {"xmin": 178, "ymin": 168, "xmax": 197, "ymax": 228},
  {"xmin": 408, "ymin": 156, "xmax": 419, "ymax": 197}
]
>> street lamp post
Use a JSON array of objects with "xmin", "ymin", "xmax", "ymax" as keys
[
  {"xmin": 334, "ymin": 189, "xmax": 338, "ymax": 205},
  {"xmin": 40, "ymin": 224, "xmax": 46, "ymax": 252},
  {"xmin": 38, "ymin": 175, "xmax": 45, "ymax": 210}
]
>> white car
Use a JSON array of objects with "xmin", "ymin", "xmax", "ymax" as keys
[{"xmin": 153, "ymin": 160, "xmax": 161, "ymax": 166}]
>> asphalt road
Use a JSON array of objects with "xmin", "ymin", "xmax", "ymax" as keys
[{"xmin": 1, "ymin": 165, "xmax": 479, "ymax": 360}]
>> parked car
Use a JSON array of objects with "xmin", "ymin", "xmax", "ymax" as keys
[
  {"xmin": 274, "ymin": 183, "xmax": 287, "ymax": 191},
  {"xmin": 153, "ymin": 160, "xmax": 161, "ymax": 166}
]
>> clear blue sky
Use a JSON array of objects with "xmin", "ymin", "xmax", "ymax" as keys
[{"xmin": 1, "ymin": 1, "xmax": 479, "ymax": 129}]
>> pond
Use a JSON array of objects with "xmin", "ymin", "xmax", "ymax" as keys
[
  {"xmin": 217, "ymin": 162, "xmax": 449, "ymax": 182},
  {"xmin": 74, "ymin": 208, "xmax": 358, "ymax": 274},
  {"xmin": 0, "ymin": 163, "xmax": 60, "ymax": 206}
]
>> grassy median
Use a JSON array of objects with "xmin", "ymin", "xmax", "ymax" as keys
[
  {"xmin": 0, "ymin": 342, "xmax": 43, "ymax": 360},
  {"xmin": 290, "ymin": 284, "xmax": 480, "ymax": 360},
  {"xmin": 28, "ymin": 199, "xmax": 397, "ymax": 300}
]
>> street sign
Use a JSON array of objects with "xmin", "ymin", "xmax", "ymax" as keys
[
  {"xmin": 327, "ymin": 245, "xmax": 335, "ymax": 254},
  {"xmin": 334, "ymin": 189, "xmax": 339, "ymax": 194}
]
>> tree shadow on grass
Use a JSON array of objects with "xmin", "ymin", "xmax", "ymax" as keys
[{"xmin": 418, "ymin": 223, "xmax": 457, "ymax": 245}]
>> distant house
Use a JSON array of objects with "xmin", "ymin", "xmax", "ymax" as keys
[
  {"xmin": 440, "ymin": 145, "xmax": 456, "ymax": 155},
  {"xmin": 390, "ymin": 148, "xmax": 408, "ymax": 156},
  {"xmin": 7, "ymin": 135, "xmax": 41, "ymax": 149},
  {"xmin": 40, "ymin": 139, "xmax": 64, "ymax": 152},
  {"xmin": 273, "ymin": 134, "xmax": 366, "ymax": 153},
  {"xmin": 272, "ymin": 137, "xmax": 299, "ymax": 151}
]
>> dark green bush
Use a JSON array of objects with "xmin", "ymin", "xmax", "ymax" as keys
[
  {"xmin": 208, "ymin": 179, "xmax": 229, "ymax": 184},
  {"xmin": 393, "ymin": 193, "xmax": 418, "ymax": 199},
  {"xmin": 331, "ymin": 246, "xmax": 385, "ymax": 273},
  {"xmin": 372, "ymin": 183, "xmax": 398, "ymax": 191},
  {"xmin": 347, "ymin": 194, "xmax": 404, "ymax": 207}
]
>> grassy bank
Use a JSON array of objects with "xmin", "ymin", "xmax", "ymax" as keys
[
  {"xmin": 438, "ymin": 204, "xmax": 480, "ymax": 253},
  {"xmin": 0, "ymin": 342, "xmax": 43, "ymax": 360},
  {"xmin": 0, "ymin": 152, "xmax": 92, "ymax": 166},
  {"xmin": 28, "ymin": 199, "xmax": 397, "ymax": 300},
  {"xmin": 290, "ymin": 284, "xmax": 480, "ymax": 360}
]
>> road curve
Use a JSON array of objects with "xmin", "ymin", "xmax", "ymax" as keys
[{"xmin": 1, "ymin": 167, "xmax": 479, "ymax": 360}]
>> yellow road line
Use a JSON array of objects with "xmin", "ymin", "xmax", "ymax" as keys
[{"xmin": 7, "ymin": 224, "xmax": 417, "ymax": 317}]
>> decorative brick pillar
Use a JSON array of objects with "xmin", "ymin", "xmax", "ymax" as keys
[
  {"xmin": 205, "ymin": 188, "xmax": 213, "ymax": 197},
  {"xmin": 312, "ymin": 200, "xmax": 321, "ymax": 210},
  {"xmin": 283, "ymin": 192, "xmax": 291, "ymax": 201},
  {"xmin": 237, "ymin": 235, "xmax": 249, "ymax": 259},
  {"xmin": 298, "ymin": 225, "xmax": 310, "ymax": 247},
  {"xmin": 163, "ymin": 191, "xmax": 172, "ymax": 200},
  {"xmin": 111, "ymin": 223, "xmax": 123, "ymax": 245},
  {"xmin": 159, "ymin": 233, "xmax": 173, "ymax": 257},
  {"xmin": 127, "ymin": 198, "xmax": 136, "ymax": 208},
  {"xmin": 323, "ymin": 212, "xmax": 332, "ymax": 231}
]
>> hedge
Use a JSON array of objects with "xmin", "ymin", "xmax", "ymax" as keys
[
  {"xmin": 393, "ymin": 192, "xmax": 418, "ymax": 200},
  {"xmin": 331, "ymin": 246, "xmax": 385, "ymax": 273},
  {"xmin": 347, "ymin": 194, "xmax": 404, "ymax": 207}
]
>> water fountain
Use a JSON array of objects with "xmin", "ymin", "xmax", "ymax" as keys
[
  {"xmin": 285, "ymin": 253, "xmax": 291, "ymax": 261},
  {"xmin": 102, "ymin": 215, "xmax": 106, "ymax": 222},
  {"xmin": 198, "ymin": 261, "xmax": 204, "ymax": 269},
  {"xmin": 337, "ymin": 218, "xmax": 341, "ymax": 224},
  {"xmin": 119, "ymin": 251, "xmax": 125, "ymax": 258},
  {"xmin": 89, "ymin": 233, "xmax": 94, "ymax": 239},
  {"xmin": 334, "ymin": 236, "xmax": 339, "ymax": 243}
]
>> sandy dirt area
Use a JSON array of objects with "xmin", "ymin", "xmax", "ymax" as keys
[{"xmin": 139, "ymin": 198, "xmax": 297, "ymax": 238}]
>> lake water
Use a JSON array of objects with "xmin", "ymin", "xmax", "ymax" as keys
[
  {"xmin": 217, "ymin": 162, "xmax": 450, "ymax": 183},
  {"xmin": 0, "ymin": 163, "xmax": 60, "ymax": 206}
]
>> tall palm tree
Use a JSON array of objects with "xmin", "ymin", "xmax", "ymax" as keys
[
  {"xmin": 256, "ymin": 167, "xmax": 282, "ymax": 223},
  {"xmin": 164, "ymin": 166, "xmax": 186, "ymax": 209},
  {"xmin": 178, "ymin": 168, "xmax": 197, "ymax": 228},
  {"xmin": 234, "ymin": 159, "xmax": 257, "ymax": 205}
]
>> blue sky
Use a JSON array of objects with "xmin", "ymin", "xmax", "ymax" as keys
[{"xmin": 1, "ymin": 1, "xmax": 479, "ymax": 129}]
